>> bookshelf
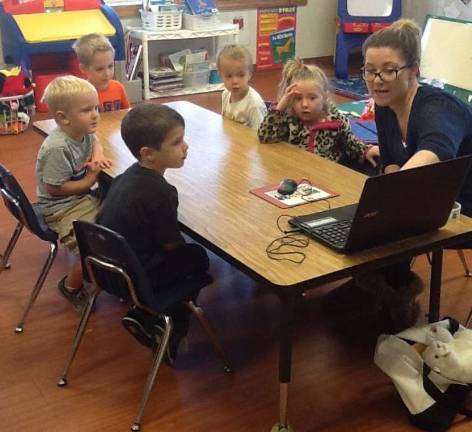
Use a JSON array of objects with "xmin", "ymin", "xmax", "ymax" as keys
[{"xmin": 127, "ymin": 25, "xmax": 239, "ymax": 100}]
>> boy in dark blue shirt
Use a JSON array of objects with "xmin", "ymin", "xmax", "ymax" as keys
[{"xmin": 96, "ymin": 103, "xmax": 210, "ymax": 362}]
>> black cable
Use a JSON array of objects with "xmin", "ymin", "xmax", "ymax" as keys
[
  {"xmin": 276, "ymin": 214, "xmax": 301, "ymax": 234},
  {"xmin": 266, "ymin": 234, "xmax": 309, "ymax": 263},
  {"xmin": 266, "ymin": 215, "xmax": 309, "ymax": 263}
]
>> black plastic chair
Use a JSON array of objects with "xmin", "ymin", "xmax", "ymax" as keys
[
  {"xmin": 0, "ymin": 164, "xmax": 58, "ymax": 333},
  {"xmin": 58, "ymin": 220, "xmax": 232, "ymax": 432}
]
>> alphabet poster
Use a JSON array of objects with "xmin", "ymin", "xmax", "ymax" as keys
[{"xmin": 256, "ymin": 7, "xmax": 297, "ymax": 70}]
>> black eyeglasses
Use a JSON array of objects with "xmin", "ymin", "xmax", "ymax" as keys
[{"xmin": 361, "ymin": 64, "xmax": 411, "ymax": 82}]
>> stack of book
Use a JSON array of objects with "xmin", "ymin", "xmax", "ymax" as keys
[{"xmin": 149, "ymin": 67, "xmax": 184, "ymax": 92}]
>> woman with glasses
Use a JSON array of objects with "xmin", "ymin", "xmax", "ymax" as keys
[
  {"xmin": 362, "ymin": 19, "xmax": 472, "ymax": 211},
  {"xmin": 325, "ymin": 19, "xmax": 472, "ymax": 331}
]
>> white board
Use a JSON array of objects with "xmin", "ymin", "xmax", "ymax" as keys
[
  {"xmin": 421, "ymin": 16, "xmax": 472, "ymax": 91},
  {"xmin": 346, "ymin": 0, "xmax": 393, "ymax": 17}
]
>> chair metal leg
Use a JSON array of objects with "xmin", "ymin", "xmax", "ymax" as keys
[
  {"xmin": 185, "ymin": 301, "xmax": 233, "ymax": 373},
  {"xmin": 456, "ymin": 250, "xmax": 472, "ymax": 277},
  {"xmin": 131, "ymin": 315, "xmax": 173, "ymax": 432},
  {"xmin": 0, "ymin": 222, "xmax": 23, "ymax": 273},
  {"xmin": 426, "ymin": 253, "xmax": 432, "ymax": 266},
  {"xmin": 15, "ymin": 241, "xmax": 57, "ymax": 333},
  {"xmin": 57, "ymin": 289, "xmax": 100, "ymax": 387},
  {"xmin": 466, "ymin": 309, "xmax": 472, "ymax": 328}
]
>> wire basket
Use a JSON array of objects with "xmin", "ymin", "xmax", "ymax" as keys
[
  {"xmin": 183, "ymin": 12, "xmax": 220, "ymax": 30},
  {"xmin": 140, "ymin": 9, "xmax": 182, "ymax": 31},
  {"xmin": 0, "ymin": 90, "xmax": 35, "ymax": 135}
]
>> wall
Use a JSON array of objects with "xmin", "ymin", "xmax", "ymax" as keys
[
  {"xmin": 403, "ymin": 0, "xmax": 472, "ymax": 25},
  {"xmin": 0, "ymin": 0, "xmax": 336, "ymax": 65},
  {"xmin": 2, "ymin": 1, "xmax": 471, "ymax": 66},
  {"xmin": 216, "ymin": 0, "xmax": 337, "ymax": 60}
]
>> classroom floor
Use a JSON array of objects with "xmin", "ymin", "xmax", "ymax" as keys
[{"xmin": 1, "ymin": 58, "xmax": 472, "ymax": 432}]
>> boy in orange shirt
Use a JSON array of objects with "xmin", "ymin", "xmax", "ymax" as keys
[{"xmin": 73, "ymin": 33, "xmax": 130, "ymax": 112}]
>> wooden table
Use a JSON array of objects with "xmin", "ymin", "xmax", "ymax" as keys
[{"xmin": 34, "ymin": 101, "xmax": 472, "ymax": 431}]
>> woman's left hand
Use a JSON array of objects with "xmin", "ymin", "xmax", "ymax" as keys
[{"xmin": 365, "ymin": 145, "xmax": 380, "ymax": 167}]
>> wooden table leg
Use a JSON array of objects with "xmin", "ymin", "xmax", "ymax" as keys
[{"xmin": 271, "ymin": 291, "xmax": 296, "ymax": 432}]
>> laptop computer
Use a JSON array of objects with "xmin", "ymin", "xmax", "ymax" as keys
[{"xmin": 289, "ymin": 156, "xmax": 472, "ymax": 253}]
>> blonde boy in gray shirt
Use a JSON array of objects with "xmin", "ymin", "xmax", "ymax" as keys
[{"xmin": 36, "ymin": 75, "xmax": 111, "ymax": 311}]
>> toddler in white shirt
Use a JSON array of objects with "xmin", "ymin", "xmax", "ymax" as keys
[{"xmin": 217, "ymin": 44, "xmax": 267, "ymax": 129}]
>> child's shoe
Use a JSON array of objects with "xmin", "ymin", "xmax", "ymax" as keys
[
  {"xmin": 57, "ymin": 277, "xmax": 89, "ymax": 313},
  {"xmin": 122, "ymin": 313, "xmax": 158, "ymax": 350}
]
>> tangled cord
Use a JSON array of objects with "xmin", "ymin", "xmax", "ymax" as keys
[{"xmin": 265, "ymin": 215, "xmax": 309, "ymax": 263}]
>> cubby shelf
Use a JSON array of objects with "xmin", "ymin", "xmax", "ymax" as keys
[{"xmin": 128, "ymin": 24, "xmax": 239, "ymax": 100}]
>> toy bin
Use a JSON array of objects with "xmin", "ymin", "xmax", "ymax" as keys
[
  {"xmin": 140, "ymin": 9, "xmax": 182, "ymax": 31},
  {"xmin": 182, "ymin": 69, "xmax": 210, "ymax": 87},
  {"xmin": 0, "ymin": 91, "xmax": 35, "ymax": 135},
  {"xmin": 183, "ymin": 12, "xmax": 219, "ymax": 30}
]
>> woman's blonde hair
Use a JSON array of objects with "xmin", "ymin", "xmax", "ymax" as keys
[
  {"xmin": 278, "ymin": 59, "xmax": 331, "ymax": 111},
  {"xmin": 42, "ymin": 75, "xmax": 97, "ymax": 114},
  {"xmin": 362, "ymin": 19, "xmax": 421, "ymax": 67}
]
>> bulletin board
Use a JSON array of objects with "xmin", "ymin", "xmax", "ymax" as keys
[
  {"xmin": 256, "ymin": 7, "xmax": 297, "ymax": 70},
  {"xmin": 420, "ymin": 15, "xmax": 472, "ymax": 92}
]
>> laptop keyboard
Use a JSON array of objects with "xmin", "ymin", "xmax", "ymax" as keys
[{"xmin": 309, "ymin": 220, "xmax": 352, "ymax": 248}]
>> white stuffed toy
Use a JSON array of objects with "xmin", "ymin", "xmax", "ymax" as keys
[{"xmin": 421, "ymin": 324, "xmax": 472, "ymax": 383}]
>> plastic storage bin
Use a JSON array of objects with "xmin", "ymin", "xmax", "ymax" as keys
[
  {"xmin": 183, "ymin": 69, "xmax": 210, "ymax": 87},
  {"xmin": 140, "ymin": 9, "xmax": 182, "ymax": 31},
  {"xmin": 0, "ymin": 91, "xmax": 35, "ymax": 135},
  {"xmin": 183, "ymin": 13, "xmax": 219, "ymax": 30}
]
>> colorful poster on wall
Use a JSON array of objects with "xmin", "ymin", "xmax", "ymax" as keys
[{"xmin": 256, "ymin": 7, "xmax": 297, "ymax": 70}]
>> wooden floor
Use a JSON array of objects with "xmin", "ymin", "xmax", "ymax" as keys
[{"xmin": 1, "ymin": 58, "xmax": 472, "ymax": 432}]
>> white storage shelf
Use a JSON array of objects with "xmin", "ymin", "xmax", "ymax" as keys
[{"xmin": 128, "ymin": 25, "xmax": 239, "ymax": 100}]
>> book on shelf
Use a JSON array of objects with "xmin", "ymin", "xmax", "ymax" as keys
[
  {"xmin": 126, "ymin": 43, "xmax": 142, "ymax": 81},
  {"xmin": 184, "ymin": 60, "xmax": 210, "ymax": 73},
  {"xmin": 150, "ymin": 76, "xmax": 183, "ymax": 85},
  {"xmin": 168, "ymin": 49, "xmax": 192, "ymax": 72},
  {"xmin": 183, "ymin": 51, "xmax": 208, "ymax": 71},
  {"xmin": 150, "ymin": 82, "xmax": 185, "ymax": 92},
  {"xmin": 184, "ymin": 0, "xmax": 216, "ymax": 15},
  {"xmin": 149, "ymin": 67, "xmax": 180, "ymax": 79}
]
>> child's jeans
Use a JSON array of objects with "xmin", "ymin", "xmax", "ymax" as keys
[{"xmin": 148, "ymin": 243, "xmax": 210, "ymax": 337}]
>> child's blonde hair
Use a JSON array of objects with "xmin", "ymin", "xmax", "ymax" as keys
[
  {"xmin": 362, "ymin": 19, "xmax": 421, "ymax": 67},
  {"xmin": 216, "ymin": 44, "xmax": 253, "ymax": 74},
  {"xmin": 278, "ymin": 59, "xmax": 331, "ymax": 111},
  {"xmin": 42, "ymin": 75, "xmax": 97, "ymax": 114},
  {"xmin": 73, "ymin": 33, "xmax": 115, "ymax": 67}
]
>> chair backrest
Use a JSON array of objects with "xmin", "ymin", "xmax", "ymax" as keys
[
  {"xmin": 73, "ymin": 220, "xmax": 152, "ymax": 308},
  {"xmin": 0, "ymin": 164, "xmax": 53, "ymax": 239}
]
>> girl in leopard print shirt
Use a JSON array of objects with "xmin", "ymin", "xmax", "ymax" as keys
[{"xmin": 258, "ymin": 59, "xmax": 378, "ymax": 170}]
